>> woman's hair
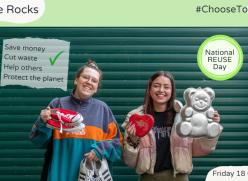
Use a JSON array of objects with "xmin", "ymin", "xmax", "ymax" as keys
[
  {"xmin": 74, "ymin": 59, "xmax": 103, "ymax": 88},
  {"xmin": 143, "ymin": 71, "xmax": 176, "ymax": 126}
]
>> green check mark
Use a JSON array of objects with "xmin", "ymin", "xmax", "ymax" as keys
[{"xmin": 49, "ymin": 51, "xmax": 64, "ymax": 65}]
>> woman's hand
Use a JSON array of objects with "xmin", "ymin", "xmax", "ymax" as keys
[
  {"xmin": 213, "ymin": 111, "xmax": 220, "ymax": 123},
  {"xmin": 126, "ymin": 123, "xmax": 140, "ymax": 146},
  {"xmin": 40, "ymin": 107, "xmax": 52, "ymax": 123},
  {"xmin": 84, "ymin": 150, "xmax": 98, "ymax": 161},
  {"xmin": 126, "ymin": 123, "xmax": 136, "ymax": 136}
]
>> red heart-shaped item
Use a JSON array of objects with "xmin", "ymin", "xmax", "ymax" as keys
[{"xmin": 129, "ymin": 113, "xmax": 154, "ymax": 137}]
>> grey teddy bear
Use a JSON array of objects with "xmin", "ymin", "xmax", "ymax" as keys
[{"xmin": 175, "ymin": 87, "xmax": 223, "ymax": 138}]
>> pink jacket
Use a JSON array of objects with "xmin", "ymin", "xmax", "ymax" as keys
[{"xmin": 122, "ymin": 105, "xmax": 221, "ymax": 176}]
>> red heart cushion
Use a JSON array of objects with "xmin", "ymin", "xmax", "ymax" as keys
[{"xmin": 129, "ymin": 114, "xmax": 154, "ymax": 137}]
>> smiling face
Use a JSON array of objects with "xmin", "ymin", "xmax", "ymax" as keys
[
  {"xmin": 149, "ymin": 75, "xmax": 172, "ymax": 110},
  {"xmin": 191, "ymin": 90, "xmax": 211, "ymax": 111},
  {"xmin": 74, "ymin": 67, "xmax": 100, "ymax": 100}
]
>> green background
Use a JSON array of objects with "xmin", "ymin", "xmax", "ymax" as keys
[{"xmin": 0, "ymin": 27, "xmax": 247, "ymax": 181}]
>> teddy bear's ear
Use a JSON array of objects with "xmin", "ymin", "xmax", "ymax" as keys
[
  {"xmin": 184, "ymin": 88, "xmax": 196, "ymax": 104},
  {"xmin": 204, "ymin": 87, "xmax": 215, "ymax": 100}
]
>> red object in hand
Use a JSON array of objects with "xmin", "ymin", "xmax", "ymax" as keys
[
  {"xmin": 50, "ymin": 108, "xmax": 83, "ymax": 123},
  {"xmin": 129, "ymin": 113, "xmax": 154, "ymax": 137},
  {"xmin": 46, "ymin": 108, "xmax": 84, "ymax": 133}
]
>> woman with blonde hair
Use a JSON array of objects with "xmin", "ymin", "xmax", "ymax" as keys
[{"xmin": 30, "ymin": 60, "xmax": 122, "ymax": 181}]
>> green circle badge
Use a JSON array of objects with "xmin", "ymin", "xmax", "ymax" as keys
[{"xmin": 197, "ymin": 35, "xmax": 243, "ymax": 81}]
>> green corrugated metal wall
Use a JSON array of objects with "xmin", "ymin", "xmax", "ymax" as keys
[{"xmin": 0, "ymin": 28, "xmax": 247, "ymax": 181}]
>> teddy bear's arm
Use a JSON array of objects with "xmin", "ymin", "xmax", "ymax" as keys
[
  {"xmin": 206, "ymin": 107, "xmax": 215, "ymax": 122},
  {"xmin": 185, "ymin": 107, "xmax": 193, "ymax": 116}
]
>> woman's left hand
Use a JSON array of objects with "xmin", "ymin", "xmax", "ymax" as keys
[
  {"xmin": 84, "ymin": 150, "xmax": 98, "ymax": 161},
  {"xmin": 213, "ymin": 111, "xmax": 221, "ymax": 123}
]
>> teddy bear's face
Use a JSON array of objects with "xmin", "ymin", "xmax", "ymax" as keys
[{"xmin": 191, "ymin": 90, "xmax": 211, "ymax": 111}]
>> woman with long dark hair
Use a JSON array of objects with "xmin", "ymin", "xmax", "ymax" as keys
[{"xmin": 122, "ymin": 71, "xmax": 221, "ymax": 181}]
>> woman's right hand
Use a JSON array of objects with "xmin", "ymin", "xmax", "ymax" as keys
[
  {"xmin": 40, "ymin": 106, "xmax": 52, "ymax": 123},
  {"xmin": 126, "ymin": 123, "xmax": 140, "ymax": 144}
]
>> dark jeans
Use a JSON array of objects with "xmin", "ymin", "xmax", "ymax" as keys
[{"xmin": 140, "ymin": 169, "xmax": 189, "ymax": 181}]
